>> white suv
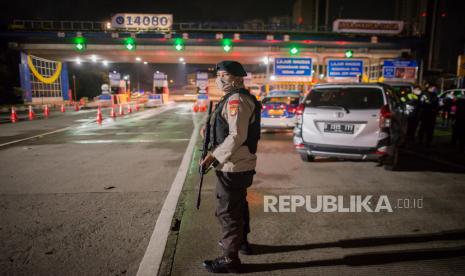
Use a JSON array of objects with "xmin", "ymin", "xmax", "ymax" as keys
[{"xmin": 293, "ymin": 83, "xmax": 407, "ymax": 170}]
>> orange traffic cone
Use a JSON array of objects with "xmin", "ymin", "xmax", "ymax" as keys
[
  {"xmin": 60, "ymin": 104, "xmax": 66, "ymax": 113},
  {"xmin": 119, "ymin": 104, "xmax": 125, "ymax": 116},
  {"xmin": 43, "ymin": 105, "xmax": 50, "ymax": 118},
  {"xmin": 28, "ymin": 105, "xmax": 35, "ymax": 120},
  {"xmin": 10, "ymin": 106, "xmax": 18, "ymax": 123},
  {"xmin": 74, "ymin": 103, "xmax": 80, "ymax": 111},
  {"xmin": 96, "ymin": 106, "xmax": 103, "ymax": 123},
  {"xmin": 135, "ymin": 102, "xmax": 140, "ymax": 112},
  {"xmin": 127, "ymin": 104, "xmax": 132, "ymax": 114},
  {"xmin": 110, "ymin": 105, "xmax": 116, "ymax": 118}
]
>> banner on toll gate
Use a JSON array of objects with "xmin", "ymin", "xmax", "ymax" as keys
[{"xmin": 327, "ymin": 60, "xmax": 364, "ymax": 78}]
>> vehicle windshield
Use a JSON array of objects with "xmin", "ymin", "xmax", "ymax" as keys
[
  {"xmin": 305, "ymin": 87, "xmax": 384, "ymax": 110},
  {"xmin": 262, "ymin": 97, "xmax": 300, "ymax": 105}
]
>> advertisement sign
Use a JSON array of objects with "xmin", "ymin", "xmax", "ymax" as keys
[
  {"xmin": 327, "ymin": 60, "xmax": 364, "ymax": 78},
  {"xmin": 111, "ymin": 14, "xmax": 173, "ymax": 30},
  {"xmin": 383, "ymin": 60, "xmax": 417, "ymax": 79},
  {"xmin": 333, "ymin": 19, "xmax": 404, "ymax": 35},
  {"xmin": 274, "ymin": 58, "xmax": 312, "ymax": 77}
]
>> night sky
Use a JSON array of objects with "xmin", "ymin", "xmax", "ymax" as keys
[{"xmin": 3, "ymin": 0, "xmax": 396, "ymax": 23}]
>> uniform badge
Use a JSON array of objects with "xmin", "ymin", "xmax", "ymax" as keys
[{"xmin": 228, "ymin": 100, "xmax": 239, "ymax": 116}]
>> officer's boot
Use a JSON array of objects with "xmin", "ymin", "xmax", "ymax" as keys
[
  {"xmin": 203, "ymin": 255, "xmax": 241, "ymax": 273},
  {"xmin": 239, "ymin": 236, "xmax": 253, "ymax": 255}
]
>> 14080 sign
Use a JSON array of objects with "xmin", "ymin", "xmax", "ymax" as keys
[{"xmin": 111, "ymin": 14, "xmax": 173, "ymax": 30}]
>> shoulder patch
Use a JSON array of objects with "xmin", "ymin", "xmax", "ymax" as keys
[{"xmin": 228, "ymin": 99, "xmax": 240, "ymax": 105}]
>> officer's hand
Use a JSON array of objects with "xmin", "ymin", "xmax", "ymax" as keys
[
  {"xmin": 200, "ymin": 126, "xmax": 206, "ymax": 139},
  {"xmin": 200, "ymin": 152, "xmax": 216, "ymax": 169}
]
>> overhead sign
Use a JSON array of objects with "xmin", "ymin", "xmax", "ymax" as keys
[
  {"xmin": 111, "ymin": 14, "xmax": 173, "ymax": 30},
  {"xmin": 327, "ymin": 60, "xmax": 363, "ymax": 78},
  {"xmin": 333, "ymin": 19, "xmax": 404, "ymax": 35},
  {"xmin": 383, "ymin": 60, "xmax": 417, "ymax": 79},
  {"xmin": 274, "ymin": 58, "xmax": 312, "ymax": 77}
]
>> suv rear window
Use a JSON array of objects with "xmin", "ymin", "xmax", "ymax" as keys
[{"xmin": 305, "ymin": 87, "xmax": 384, "ymax": 110}]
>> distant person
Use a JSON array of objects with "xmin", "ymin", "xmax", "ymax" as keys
[
  {"xmin": 451, "ymin": 95, "xmax": 465, "ymax": 152},
  {"xmin": 406, "ymin": 86, "xmax": 421, "ymax": 142},
  {"xmin": 441, "ymin": 93, "xmax": 453, "ymax": 127},
  {"xmin": 417, "ymin": 85, "xmax": 439, "ymax": 146}
]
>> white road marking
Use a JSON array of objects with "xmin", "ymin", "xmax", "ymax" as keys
[
  {"xmin": 0, "ymin": 104, "xmax": 178, "ymax": 148},
  {"xmin": 0, "ymin": 126, "xmax": 73, "ymax": 148},
  {"xmin": 136, "ymin": 111, "xmax": 200, "ymax": 276}
]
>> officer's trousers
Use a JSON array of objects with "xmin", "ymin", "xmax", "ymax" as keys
[{"xmin": 215, "ymin": 170, "xmax": 254, "ymax": 259}]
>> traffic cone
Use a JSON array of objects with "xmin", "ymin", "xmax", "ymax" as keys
[
  {"xmin": 96, "ymin": 105, "xmax": 103, "ymax": 123},
  {"xmin": 193, "ymin": 104, "xmax": 199, "ymax": 113},
  {"xmin": 127, "ymin": 103, "xmax": 132, "ymax": 114},
  {"xmin": 10, "ymin": 106, "xmax": 18, "ymax": 123},
  {"xmin": 60, "ymin": 104, "xmax": 66, "ymax": 113},
  {"xmin": 119, "ymin": 104, "xmax": 125, "ymax": 116},
  {"xmin": 43, "ymin": 105, "xmax": 50, "ymax": 118},
  {"xmin": 28, "ymin": 105, "xmax": 35, "ymax": 121},
  {"xmin": 74, "ymin": 103, "xmax": 80, "ymax": 111},
  {"xmin": 110, "ymin": 105, "xmax": 116, "ymax": 118},
  {"xmin": 135, "ymin": 102, "xmax": 140, "ymax": 112}
]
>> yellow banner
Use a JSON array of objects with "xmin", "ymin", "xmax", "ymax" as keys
[{"xmin": 27, "ymin": 55, "xmax": 62, "ymax": 84}]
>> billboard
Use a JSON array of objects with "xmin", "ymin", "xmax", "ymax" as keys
[{"xmin": 111, "ymin": 14, "xmax": 173, "ymax": 30}]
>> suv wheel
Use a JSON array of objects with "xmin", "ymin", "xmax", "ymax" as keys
[{"xmin": 300, "ymin": 153, "xmax": 315, "ymax": 162}]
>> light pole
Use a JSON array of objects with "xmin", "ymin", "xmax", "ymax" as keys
[{"xmin": 72, "ymin": 74, "xmax": 77, "ymax": 102}]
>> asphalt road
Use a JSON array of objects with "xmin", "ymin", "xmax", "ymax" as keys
[
  {"xmin": 1, "ymin": 103, "xmax": 465, "ymax": 276},
  {"xmin": 167, "ymin": 129, "xmax": 465, "ymax": 275},
  {"xmin": 0, "ymin": 104, "xmax": 196, "ymax": 275}
]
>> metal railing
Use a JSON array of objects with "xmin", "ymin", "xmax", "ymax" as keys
[{"xmin": 9, "ymin": 19, "xmax": 421, "ymax": 36}]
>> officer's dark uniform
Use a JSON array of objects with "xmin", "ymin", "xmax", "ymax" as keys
[
  {"xmin": 203, "ymin": 61, "xmax": 261, "ymax": 273},
  {"xmin": 452, "ymin": 96, "xmax": 465, "ymax": 151},
  {"xmin": 418, "ymin": 89, "xmax": 439, "ymax": 145}
]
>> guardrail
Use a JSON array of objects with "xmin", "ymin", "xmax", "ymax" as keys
[{"xmin": 9, "ymin": 19, "xmax": 421, "ymax": 37}]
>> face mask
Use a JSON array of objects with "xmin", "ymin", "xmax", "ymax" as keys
[
  {"xmin": 413, "ymin": 89, "xmax": 421, "ymax": 95},
  {"xmin": 215, "ymin": 76, "xmax": 232, "ymax": 92}
]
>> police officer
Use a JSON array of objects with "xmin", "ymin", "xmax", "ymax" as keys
[
  {"xmin": 451, "ymin": 94, "xmax": 465, "ymax": 152},
  {"xmin": 200, "ymin": 61, "xmax": 261, "ymax": 273},
  {"xmin": 418, "ymin": 85, "xmax": 439, "ymax": 146},
  {"xmin": 405, "ymin": 86, "xmax": 421, "ymax": 142}
]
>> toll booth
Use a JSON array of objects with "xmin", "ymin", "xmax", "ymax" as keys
[{"xmin": 148, "ymin": 72, "xmax": 169, "ymax": 105}]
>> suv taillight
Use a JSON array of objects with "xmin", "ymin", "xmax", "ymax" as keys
[
  {"xmin": 296, "ymin": 104, "xmax": 305, "ymax": 115},
  {"xmin": 379, "ymin": 105, "xmax": 391, "ymax": 128}
]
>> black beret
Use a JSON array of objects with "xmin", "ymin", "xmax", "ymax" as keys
[{"xmin": 216, "ymin": 60, "xmax": 247, "ymax": 77}]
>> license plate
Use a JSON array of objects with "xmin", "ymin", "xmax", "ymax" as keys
[
  {"xmin": 324, "ymin": 123, "xmax": 354, "ymax": 134},
  {"xmin": 268, "ymin": 109, "xmax": 284, "ymax": 116}
]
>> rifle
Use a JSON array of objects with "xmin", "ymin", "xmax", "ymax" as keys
[{"xmin": 196, "ymin": 101, "xmax": 213, "ymax": 209}]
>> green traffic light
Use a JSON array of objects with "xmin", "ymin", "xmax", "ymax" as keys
[
  {"xmin": 290, "ymin": 47, "xmax": 299, "ymax": 55},
  {"xmin": 174, "ymin": 38, "xmax": 184, "ymax": 51},
  {"xmin": 222, "ymin": 39, "xmax": 232, "ymax": 52},
  {"xmin": 124, "ymin": 38, "xmax": 136, "ymax": 51},
  {"xmin": 345, "ymin": 50, "xmax": 354, "ymax": 58},
  {"xmin": 73, "ymin": 36, "xmax": 86, "ymax": 51}
]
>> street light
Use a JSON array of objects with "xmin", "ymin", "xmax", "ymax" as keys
[
  {"xmin": 102, "ymin": 60, "xmax": 108, "ymax": 66},
  {"xmin": 75, "ymin": 57, "xmax": 82, "ymax": 64},
  {"xmin": 135, "ymin": 57, "xmax": 142, "ymax": 62},
  {"xmin": 91, "ymin": 55, "xmax": 97, "ymax": 63},
  {"xmin": 179, "ymin": 57, "xmax": 185, "ymax": 62},
  {"xmin": 143, "ymin": 61, "xmax": 148, "ymax": 65}
]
